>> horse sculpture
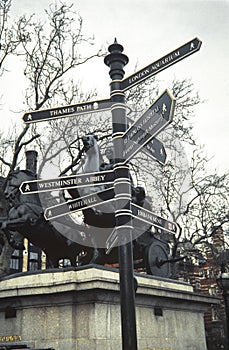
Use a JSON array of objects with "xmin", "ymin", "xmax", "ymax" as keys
[
  {"xmin": 67, "ymin": 134, "xmax": 161, "ymax": 269},
  {"xmin": 0, "ymin": 169, "xmax": 96, "ymax": 267},
  {"xmin": 0, "ymin": 134, "xmax": 171, "ymax": 277}
]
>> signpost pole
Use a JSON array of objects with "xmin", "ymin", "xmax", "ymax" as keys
[{"xmin": 104, "ymin": 39, "xmax": 138, "ymax": 350}]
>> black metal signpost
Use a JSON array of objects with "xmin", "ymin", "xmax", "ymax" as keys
[
  {"xmin": 21, "ymin": 37, "xmax": 202, "ymax": 350},
  {"xmin": 104, "ymin": 40, "xmax": 138, "ymax": 350},
  {"xmin": 103, "ymin": 38, "xmax": 201, "ymax": 350}
]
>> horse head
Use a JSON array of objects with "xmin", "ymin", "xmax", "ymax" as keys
[
  {"xmin": 132, "ymin": 186, "xmax": 146, "ymax": 206},
  {"xmin": 82, "ymin": 134, "xmax": 99, "ymax": 152},
  {"xmin": 82, "ymin": 134, "xmax": 103, "ymax": 173}
]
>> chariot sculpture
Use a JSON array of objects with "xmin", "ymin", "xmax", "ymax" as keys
[{"xmin": 0, "ymin": 134, "xmax": 170, "ymax": 277}]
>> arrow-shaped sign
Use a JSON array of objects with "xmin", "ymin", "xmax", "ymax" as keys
[
  {"xmin": 105, "ymin": 202, "xmax": 177, "ymax": 253},
  {"xmin": 127, "ymin": 116, "xmax": 166, "ymax": 164},
  {"xmin": 23, "ymin": 98, "xmax": 111, "ymax": 124},
  {"xmin": 44, "ymin": 187, "xmax": 115, "ymax": 220},
  {"xmin": 20, "ymin": 170, "xmax": 114, "ymax": 194},
  {"xmin": 142, "ymin": 138, "xmax": 167, "ymax": 164},
  {"xmin": 121, "ymin": 37, "xmax": 202, "ymax": 91},
  {"xmin": 123, "ymin": 89, "xmax": 175, "ymax": 162},
  {"xmin": 131, "ymin": 203, "xmax": 177, "ymax": 234}
]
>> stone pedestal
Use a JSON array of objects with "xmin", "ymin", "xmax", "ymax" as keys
[{"xmin": 0, "ymin": 265, "xmax": 219, "ymax": 350}]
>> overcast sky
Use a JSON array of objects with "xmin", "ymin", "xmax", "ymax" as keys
[{"xmin": 3, "ymin": 0, "xmax": 229, "ymax": 173}]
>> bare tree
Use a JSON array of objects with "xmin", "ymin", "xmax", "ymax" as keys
[
  {"xmin": 0, "ymin": 2, "xmax": 227, "ymax": 278},
  {"xmin": 125, "ymin": 77, "xmax": 228, "ymax": 275},
  {"xmin": 0, "ymin": 1, "xmax": 104, "ymax": 172},
  {"xmin": 0, "ymin": 1, "xmax": 104, "ymax": 275},
  {"xmin": 0, "ymin": 0, "xmax": 24, "ymax": 74},
  {"xmin": 18, "ymin": 2, "xmax": 103, "ymax": 110}
]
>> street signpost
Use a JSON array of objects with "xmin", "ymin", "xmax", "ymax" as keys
[
  {"xmin": 123, "ymin": 89, "xmax": 175, "ymax": 162},
  {"xmin": 20, "ymin": 169, "xmax": 114, "ymax": 194},
  {"xmin": 121, "ymin": 37, "xmax": 202, "ymax": 91},
  {"xmin": 44, "ymin": 187, "xmax": 114, "ymax": 220},
  {"xmin": 23, "ymin": 98, "xmax": 111, "ymax": 123},
  {"xmin": 21, "ymin": 37, "xmax": 202, "ymax": 350}
]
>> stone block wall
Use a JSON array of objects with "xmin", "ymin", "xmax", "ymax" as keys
[{"xmin": 0, "ymin": 266, "xmax": 219, "ymax": 350}]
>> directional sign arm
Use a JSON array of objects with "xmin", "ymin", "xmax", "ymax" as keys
[
  {"xmin": 44, "ymin": 187, "xmax": 115, "ymax": 220},
  {"xmin": 126, "ymin": 116, "xmax": 167, "ymax": 164},
  {"xmin": 23, "ymin": 98, "xmax": 111, "ymax": 124},
  {"xmin": 131, "ymin": 203, "xmax": 177, "ymax": 234},
  {"xmin": 20, "ymin": 169, "xmax": 114, "ymax": 194},
  {"xmin": 123, "ymin": 89, "xmax": 175, "ymax": 162},
  {"xmin": 142, "ymin": 138, "xmax": 167, "ymax": 164},
  {"xmin": 121, "ymin": 38, "xmax": 202, "ymax": 91}
]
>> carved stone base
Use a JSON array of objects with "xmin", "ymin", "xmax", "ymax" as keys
[{"xmin": 0, "ymin": 265, "xmax": 219, "ymax": 350}]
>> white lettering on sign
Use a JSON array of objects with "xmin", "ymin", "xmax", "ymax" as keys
[
  {"xmin": 38, "ymin": 178, "xmax": 82, "ymax": 189},
  {"xmin": 49, "ymin": 103, "xmax": 96, "ymax": 118},
  {"xmin": 85, "ymin": 175, "xmax": 106, "ymax": 183},
  {"xmin": 124, "ymin": 105, "xmax": 160, "ymax": 144},
  {"xmin": 123, "ymin": 116, "xmax": 165, "ymax": 158},
  {"xmin": 124, "ymin": 143, "xmax": 135, "ymax": 156},
  {"xmin": 68, "ymin": 196, "xmax": 97, "ymax": 210},
  {"xmin": 137, "ymin": 209, "xmax": 163, "ymax": 225},
  {"xmin": 50, "ymin": 107, "xmax": 75, "ymax": 117},
  {"xmin": 76, "ymin": 104, "xmax": 93, "ymax": 112},
  {"xmin": 150, "ymin": 50, "xmax": 180, "ymax": 73},
  {"xmin": 37, "ymin": 175, "xmax": 106, "ymax": 190},
  {"xmin": 128, "ymin": 68, "xmax": 150, "ymax": 85},
  {"xmin": 145, "ymin": 143, "xmax": 156, "ymax": 154},
  {"xmin": 122, "ymin": 38, "xmax": 202, "ymax": 91}
]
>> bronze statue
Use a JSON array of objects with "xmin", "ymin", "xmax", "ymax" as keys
[
  {"xmin": 0, "ymin": 134, "xmax": 170, "ymax": 276},
  {"xmin": 0, "ymin": 169, "xmax": 96, "ymax": 267}
]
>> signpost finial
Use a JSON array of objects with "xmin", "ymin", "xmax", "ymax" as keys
[{"xmin": 104, "ymin": 40, "xmax": 128, "ymax": 79}]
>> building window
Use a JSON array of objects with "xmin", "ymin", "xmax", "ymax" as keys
[
  {"xmin": 27, "ymin": 243, "xmax": 42, "ymax": 271},
  {"xmin": 209, "ymin": 285, "xmax": 217, "ymax": 296},
  {"xmin": 195, "ymin": 280, "xmax": 201, "ymax": 291},
  {"xmin": 211, "ymin": 305, "xmax": 220, "ymax": 321},
  {"xmin": 28, "ymin": 251, "xmax": 39, "ymax": 271},
  {"xmin": 10, "ymin": 249, "xmax": 23, "ymax": 273}
]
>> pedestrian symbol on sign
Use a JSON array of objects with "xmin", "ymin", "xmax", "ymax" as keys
[
  {"xmin": 162, "ymin": 103, "xmax": 167, "ymax": 114},
  {"xmin": 25, "ymin": 184, "xmax": 31, "ymax": 192}
]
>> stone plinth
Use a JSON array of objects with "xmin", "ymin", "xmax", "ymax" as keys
[{"xmin": 0, "ymin": 265, "xmax": 219, "ymax": 350}]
